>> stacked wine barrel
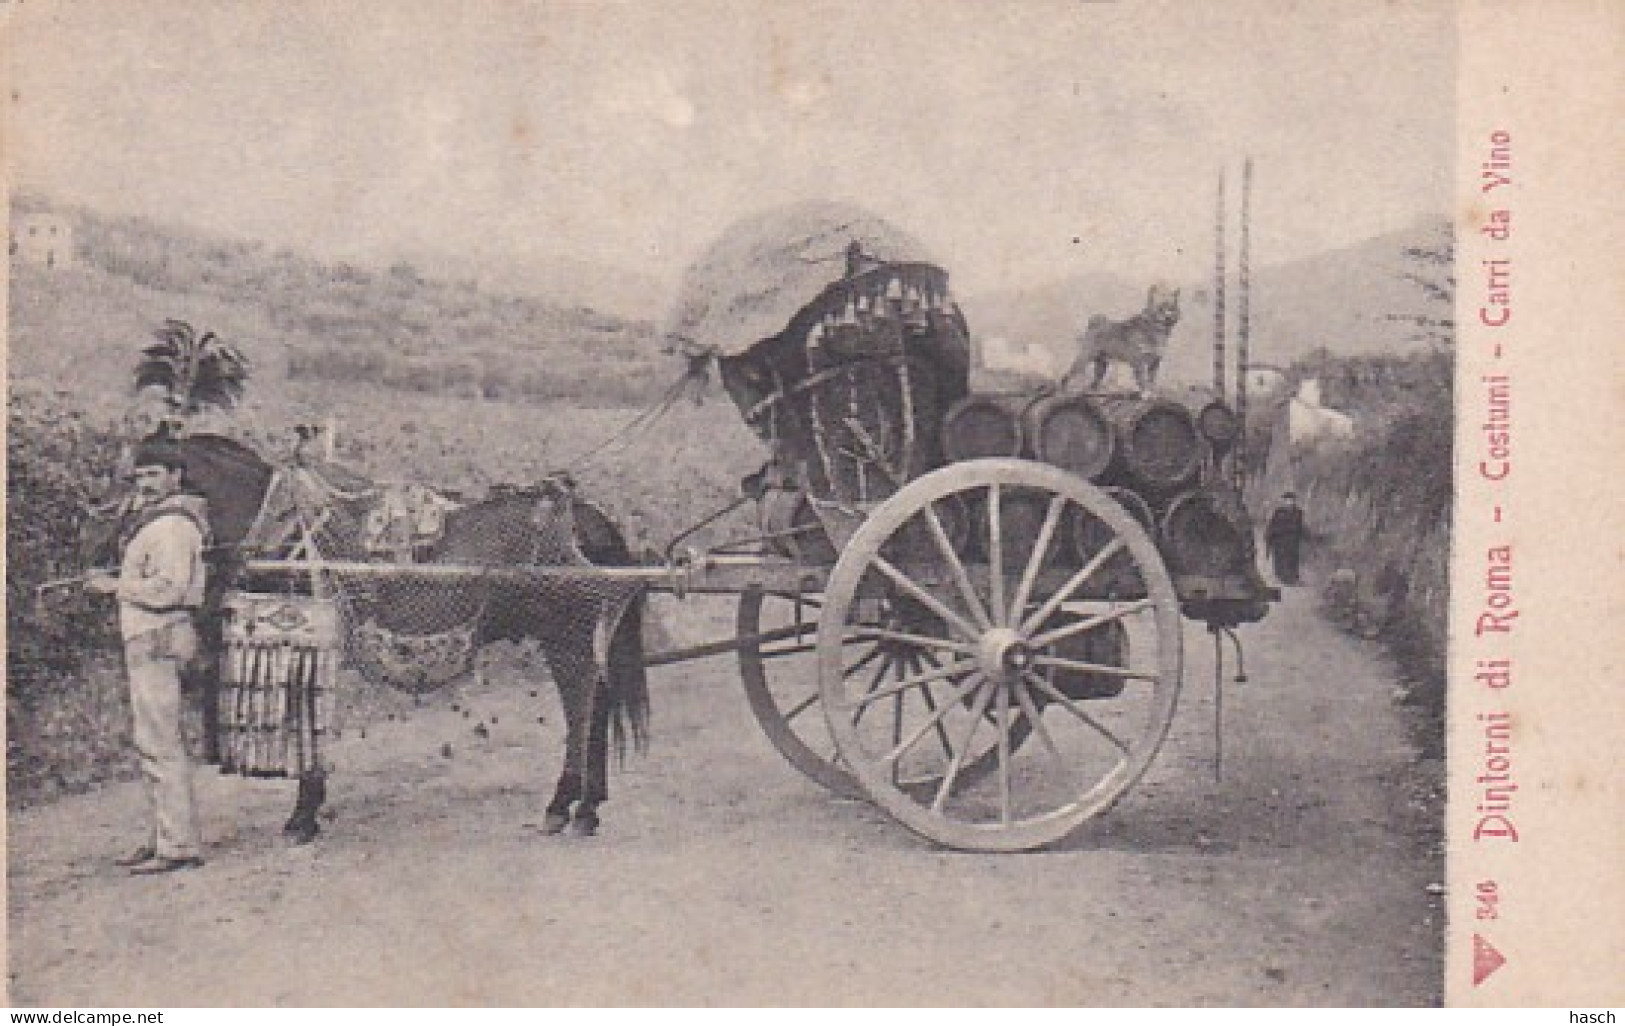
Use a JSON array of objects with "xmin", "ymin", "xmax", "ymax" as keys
[
  {"xmin": 940, "ymin": 389, "xmax": 1255, "ymax": 582},
  {"xmin": 941, "ymin": 390, "xmax": 1206, "ymax": 496}
]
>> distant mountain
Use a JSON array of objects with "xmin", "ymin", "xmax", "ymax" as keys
[
  {"xmin": 963, "ymin": 218, "xmax": 1452, "ymax": 385},
  {"xmin": 958, "ymin": 273, "xmax": 1149, "ymax": 379}
]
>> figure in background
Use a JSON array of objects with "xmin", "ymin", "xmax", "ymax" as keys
[{"xmin": 1264, "ymin": 491, "xmax": 1308, "ymax": 586}]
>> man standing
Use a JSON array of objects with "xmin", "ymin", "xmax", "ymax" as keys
[
  {"xmin": 1264, "ymin": 491, "xmax": 1308, "ymax": 586},
  {"xmin": 87, "ymin": 441, "xmax": 211, "ymax": 874}
]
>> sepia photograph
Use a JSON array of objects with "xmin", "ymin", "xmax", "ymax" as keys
[{"xmin": 5, "ymin": 0, "xmax": 1613, "ymax": 1009}]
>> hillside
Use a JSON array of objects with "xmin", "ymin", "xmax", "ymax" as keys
[
  {"xmin": 963, "ymin": 219, "xmax": 1452, "ymax": 385},
  {"xmin": 10, "ymin": 194, "xmax": 1450, "ymax": 415},
  {"xmin": 7, "ymin": 195, "xmax": 673, "ymax": 415},
  {"xmin": 406, "ymin": 249, "xmax": 671, "ymax": 325}
]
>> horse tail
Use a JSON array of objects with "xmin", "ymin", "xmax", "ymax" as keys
[
  {"xmin": 605, "ymin": 589, "xmax": 650, "ymax": 763},
  {"xmin": 561, "ymin": 489, "xmax": 651, "ymax": 764}
]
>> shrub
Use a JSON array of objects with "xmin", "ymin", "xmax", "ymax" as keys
[
  {"xmin": 1279, "ymin": 349, "xmax": 1452, "ymax": 739},
  {"xmin": 7, "ymin": 392, "xmax": 130, "ymax": 805}
]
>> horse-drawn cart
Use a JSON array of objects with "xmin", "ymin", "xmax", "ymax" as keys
[{"xmin": 209, "ymin": 202, "xmax": 1275, "ymax": 852}]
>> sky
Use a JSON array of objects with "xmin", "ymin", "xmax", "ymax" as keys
[{"xmin": 7, "ymin": 0, "xmax": 1455, "ymax": 299}]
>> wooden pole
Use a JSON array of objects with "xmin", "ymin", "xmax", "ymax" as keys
[
  {"xmin": 1213, "ymin": 169, "xmax": 1227, "ymax": 403},
  {"xmin": 1236, "ymin": 157, "xmax": 1253, "ymax": 490}
]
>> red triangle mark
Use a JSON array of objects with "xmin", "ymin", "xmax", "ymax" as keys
[{"xmin": 1473, "ymin": 933, "xmax": 1507, "ymax": 986}]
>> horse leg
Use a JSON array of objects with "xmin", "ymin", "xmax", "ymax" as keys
[
  {"xmin": 283, "ymin": 769, "xmax": 326, "ymax": 844},
  {"xmin": 543, "ymin": 772, "xmax": 579, "ymax": 835},
  {"xmin": 571, "ymin": 675, "xmax": 613, "ymax": 836},
  {"xmin": 541, "ymin": 671, "xmax": 581, "ymax": 833},
  {"xmin": 541, "ymin": 637, "xmax": 593, "ymax": 835}
]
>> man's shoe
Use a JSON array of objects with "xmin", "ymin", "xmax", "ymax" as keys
[
  {"xmin": 129, "ymin": 855, "xmax": 204, "ymax": 875},
  {"xmin": 113, "ymin": 846, "xmax": 157, "ymax": 867}
]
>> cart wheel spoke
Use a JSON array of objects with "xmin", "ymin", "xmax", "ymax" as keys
[
  {"xmin": 890, "ymin": 658, "xmax": 911, "ymax": 786},
  {"xmin": 994, "ymin": 682, "xmax": 1014, "ymax": 825},
  {"xmin": 1008, "ymin": 493, "xmax": 1066, "ymax": 623},
  {"xmin": 1011, "ymin": 677, "xmax": 1065, "ymax": 767},
  {"xmin": 986, "ymin": 483, "xmax": 1008, "ymax": 626},
  {"xmin": 914, "ymin": 588, "xmax": 1038, "ymax": 791},
  {"xmin": 909, "ymin": 664, "xmax": 960, "ymax": 763},
  {"xmin": 850, "ymin": 656, "xmax": 979, "ymax": 708},
  {"xmin": 842, "ymin": 642, "xmax": 887, "ymax": 679},
  {"xmin": 780, "ymin": 691, "xmax": 821, "ymax": 724},
  {"xmin": 930, "ymin": 672, "xmax": 995, "ymax": 813},
  {"xmin": 879, "ymin": 672, "xmax": 984, "ymax": 766},
  {"xmin": 1029, "ymin": 654, "xmax": 1157, "ymax": 682},
  {"xmin": 1020, "ymin": 537, "xmax": 1126, "ymax": 635},
  {"xmin": 923, "ymin": 501, "xmax": 991, "ymax": 630},
  {"xmin": 1024, "ymin": 671, "xmax": 1131, "ymax": 757},
  {"xmin": 846, "ymin": 626, "xmax": 974, "ymax": 657},
  {"xmin": 1028, "ymin": 598, "xmax": 1154, "ymax": 649},
  {"xmin": 869, "ymin": 554, "xmax": 982, "ymax": 643},
  {"xmin": 850, "ymin": 651, "xmax": 898, "ymax": 729}
]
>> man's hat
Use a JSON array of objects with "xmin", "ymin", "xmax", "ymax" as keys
[
  {"xmin": 1282, "ymin": 490, "xmax": 1298, "ymax": 500},
  {"xmin": 131, "ymin": 440, "xmax": 187, "ymax": 473}
]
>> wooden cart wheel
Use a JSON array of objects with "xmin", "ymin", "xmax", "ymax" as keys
[
  {"xmin": 738, "ymin": 587, "xmax": 1031, "ymax": 801},
  {"xmin": 738, "ymin": 588, "xmax": 863, "ymax": 799},
  {"xmin": 817, "ymin": 458, "xmax": 1183, "ymax": 852}
]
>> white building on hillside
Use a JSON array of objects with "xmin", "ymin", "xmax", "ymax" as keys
[
  {"xmin": 1241, "ymin": 362, "xmax": 1289, "ymax": 397},
  {"xmin": 10, "ymin": 212, "xmax": 76, "ymax": 269},
  {"xmin": 1288, "ymin": 377, "xmax": 1355, "ymax": 443}
]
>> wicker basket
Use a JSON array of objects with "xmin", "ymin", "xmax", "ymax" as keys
[{"xmin": 219, "ymin": 592, "xmax": 341, "ymax": 777}]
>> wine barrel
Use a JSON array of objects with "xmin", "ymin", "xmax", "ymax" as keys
[
  {"xmin": 941, "ymin": 394, "xmax": 1025, "ymax": 463},
  {"xmin": 1096, "ymin": 397, "xmax": 1202, "ymax": 492},
  {"xmin": 1067, "ymin": 486, "xmax": 1153, "ymax": 598},
  {"xmin": 1195, "ymin": 399, "xmax": 1240, "ymax": 450},
  {"xmin": 1160, "ymin": 489, "xmax": 1253, "ymax": 578},
  {"xmin": 1022, "ymin": 393, "xmax": 1116, "ymax": 481},
  {"xmin": 1070, "ymin": 486, "xmax": 1154, "ymax": 561}
]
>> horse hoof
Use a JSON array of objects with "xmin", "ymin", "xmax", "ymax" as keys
[
  {"xmin": 283, "ymin": 820, "xmax": 319, "ymax": 845},
  {"xmin": 541, "ymin": 812, "xmax": 571, "ymax": 835},
  {"xmin": 570, "ymin": 815, "xmax": 599, "ymax": 837}
]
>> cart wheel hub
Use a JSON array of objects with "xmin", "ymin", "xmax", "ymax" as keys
[{"xmin": 979, "ymin": 627, "xmax": 1033, "ymax": 680}]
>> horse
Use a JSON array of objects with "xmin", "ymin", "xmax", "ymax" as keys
[
  {"xmin": 1063, "ymin": 284, "xmax": 1181, "ymax": 394},
  {"xmin": 80, "ymin": 433, "xmax": 650, "ymax": 842}
]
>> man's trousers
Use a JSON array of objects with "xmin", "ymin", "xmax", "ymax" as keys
[{"xmin": 125, "ymin": 623, "xmax": 202, "ymax": 859}]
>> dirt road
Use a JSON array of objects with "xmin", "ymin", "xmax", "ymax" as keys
[{"xmin": 7, "ymin": 587, "xmax": 1442, "ymax": 1006}]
